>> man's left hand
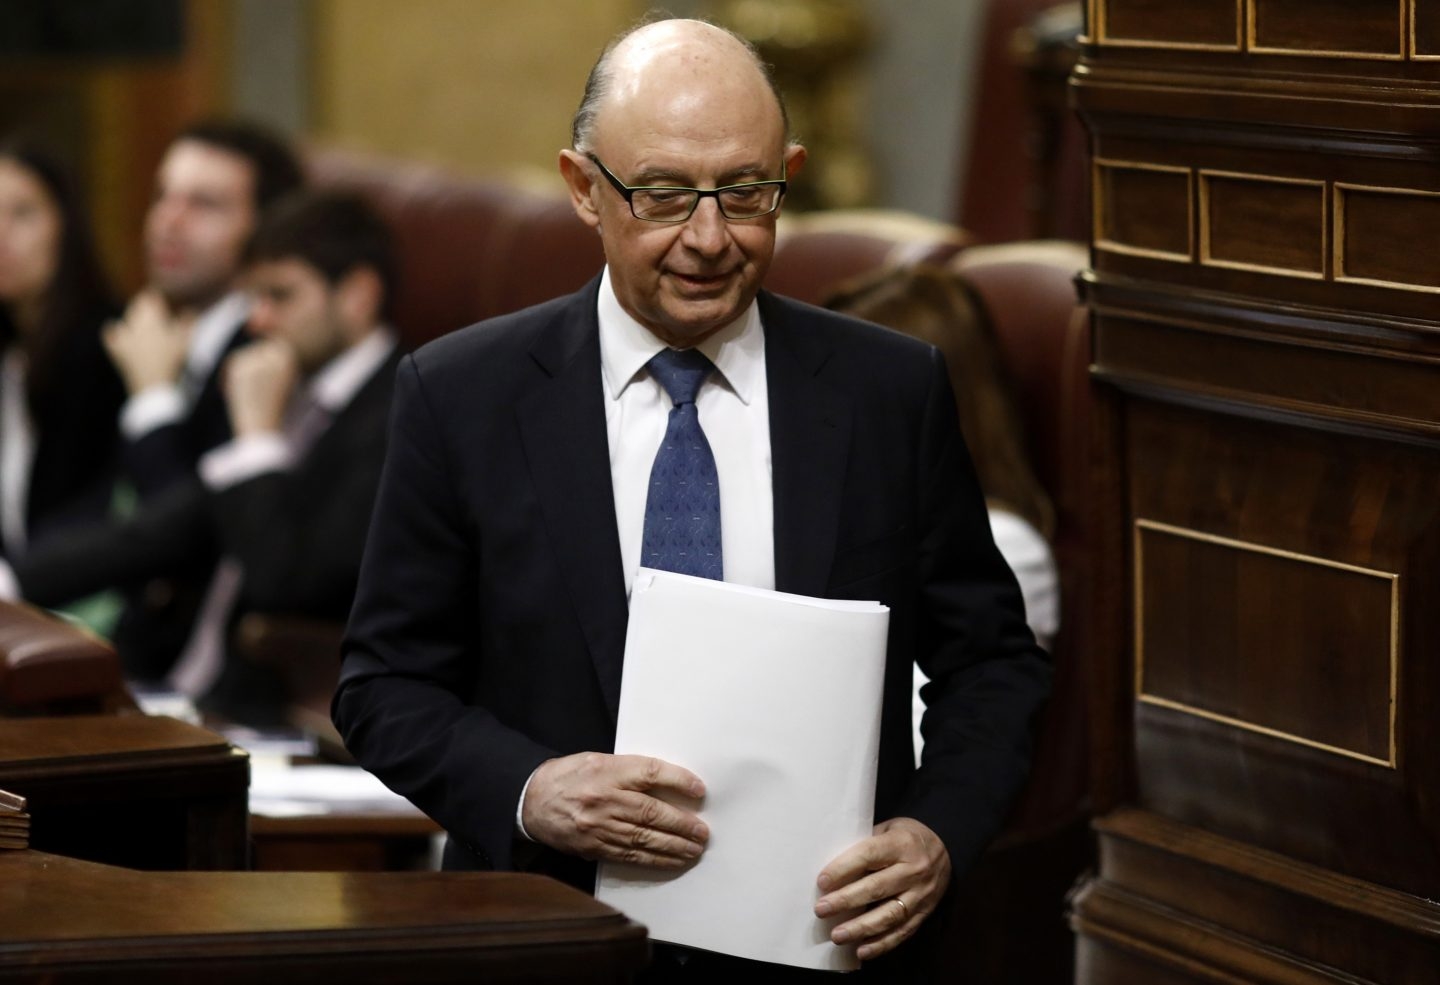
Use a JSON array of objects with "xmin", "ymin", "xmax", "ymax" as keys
[{"xmin": 814, "ymin": 816, "xmax": 951, "ymax": 961}]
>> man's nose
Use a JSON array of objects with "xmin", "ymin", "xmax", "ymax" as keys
[
  {"xmin": 681, "ymin": 196, "xmax": 730, "ymax": 256},
  {"xmin": 248, "ymin": 300, "xmax": 275, "ymax": 334},
  {"xmin": 148, "ymin": 197, "xmax": 183, "ymax": 234}
]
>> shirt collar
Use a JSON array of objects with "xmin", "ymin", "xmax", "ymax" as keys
[
  {"xmin": 186, "ymin": 290, "xmax": 251, "ymax": 379},
  {"xmin": 596, "ymin": 266, "xmax": 765, "ymax": 405},
  {"xmin": 306, "ymin": 328, "xmax": 397, "ymax": 414}
]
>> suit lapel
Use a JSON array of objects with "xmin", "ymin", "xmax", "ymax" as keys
[
  {"xmin": 762, "ymin": 293, "xmax": 852, "ymax": 598},
  {"xmin": 516, "ymin": 283, "xmax": 629, "ymax": 721}
]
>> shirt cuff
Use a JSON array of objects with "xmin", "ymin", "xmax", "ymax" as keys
[
  {"xmin": 120, "ymin": 385, "xmax": 186, "ymax": 440},
  {"xmin": 516, "ymin": 765, "xmax": 542, "ymax": 841},
  {"xmin": 199, "ymin": 433, "xmax": 294, "ymax": 491},
  {"xmin": 0, "ymin": 559, "xmax": 19, "ymax": 601}
]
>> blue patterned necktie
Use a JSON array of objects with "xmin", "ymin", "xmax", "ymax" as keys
[{"xmin": 642, "ymin": 348, "xmax": 723, "ymax": 580}]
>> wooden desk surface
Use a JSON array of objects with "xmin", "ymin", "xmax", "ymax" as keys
[
  {"xmin": 0, "ymin": 714, "xmax": 243, "ymax": 780},
  {"xmin": 0, "ymin": 850, "xmax": 647, "ymax": 982}
]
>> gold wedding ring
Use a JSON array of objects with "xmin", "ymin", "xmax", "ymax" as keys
[{"xmin": 891, "ymin": 897, "xmax": 908, "ymax": 917}]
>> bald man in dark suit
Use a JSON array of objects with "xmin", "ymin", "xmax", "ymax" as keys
[{"xmin": 335, "ymin": 17, "xmax": 1050, "ymax": 983}]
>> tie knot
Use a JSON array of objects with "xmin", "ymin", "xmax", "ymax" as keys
[{"xmin": 647, "ymin": 347, "xmax": 714, "ymax": 406}]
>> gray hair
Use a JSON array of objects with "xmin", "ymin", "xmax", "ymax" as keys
[{"xmin": 570, "ymin": 16, "xmax": 792, "ymax": 153}]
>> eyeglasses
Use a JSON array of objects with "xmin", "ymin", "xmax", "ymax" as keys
[{"xmin": 587, "ymin": 154, "xmax": 787, "ymax": 223}]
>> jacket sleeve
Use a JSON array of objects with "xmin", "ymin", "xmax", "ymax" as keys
[
  {"xmin": 899, "ymin": 347, "xmax": 1054, "ymax": 877},
  {"xmin": 332, "ymin": 354, "xmax": 555, "ymax": 870}
]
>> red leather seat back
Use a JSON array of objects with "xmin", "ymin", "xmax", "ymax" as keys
[{"xmin": 770, "ymin": 210, "xmax": 971, "ymax": 305}]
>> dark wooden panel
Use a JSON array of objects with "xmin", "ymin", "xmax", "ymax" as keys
[
  {"xmin": 1095, "ymin": 162, "xmax": 1191, "ymax": 260},
  {"xmin": 1072, "ymin": 811, "xmax": 1440, "ymax": 985},
  {"xmin": 1200, "ymin": 172, "xmax": 1325, "ymax": 277},
  {"xmin": 1416, "ymin": 1, "xmax": 1440, "ymax": 57},
  {"xmin": 1136, "ymin": 522, "xmax": 1394, "ymax": 763},
  {"xmin": 1100, "ymin": 0, "xmax": 1239, "ymax": 48},
  {"xmin": 1122, "ymin": 401, "xmax": 1440, "ymax": 896},
  {"xmin": 1250, "ymin": 0, "xmax": 1403, "ymax": 56},
  {"xmin": 1337, "ymin": 185, "xmax": 1440, "ymax": 291},
  {"xmin": 0, "ymin": 716, "xmax": 249, "ymax": 871},
  {"xmin": 0, "ymin": 851, "xmax": 647, "ymax": 983},
  {"xmin": 1094, "ymin": 318, "xmax": 1440, "ymax": 436}
]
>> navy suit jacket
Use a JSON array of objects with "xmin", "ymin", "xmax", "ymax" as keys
[{"xmin": 334, "ymin": 277, "xmax": 1051, "ymax": 892}]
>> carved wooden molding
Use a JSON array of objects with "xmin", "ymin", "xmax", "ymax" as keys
[
  {"xmin": 1199, "ymin": 169, "xmax": 1327, "ymax": 280},
  {"xmin": 1095, "ymin": 0, "xmax": 1420, "ymax": 58},
  {"xmin": 1248, "ymin": 0, "xmax": 1405, "ymax": 59},
  {"xmin": 1093, "ymin": 159, "xmax": 1193, "ymax": 262},
  {"xmin": 1334, "ymin": 183, "xmax": 1440, "ymax": 294},
  {"xmin": 1096, "ymin": 0, "xmax": 1243, "ymax": 50},
  {"xmin": 1134, "ymin": 519, "xmax": 1399, "ymax": 768}
]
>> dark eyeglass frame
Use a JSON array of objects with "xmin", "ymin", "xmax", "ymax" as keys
[{"xmin": 587, "ymin": 153, "xmax": 788, "ymax": 223}]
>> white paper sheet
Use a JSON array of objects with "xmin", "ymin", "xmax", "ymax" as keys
[{"xmin": 596, "ymin": 568, "xmax": 889, "ymax": 971}]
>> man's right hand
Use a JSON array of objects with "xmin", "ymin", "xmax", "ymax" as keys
[
  {"xmin": 103, "ymin": 289, "xmax": 194, "ymax": 395},
  {"xmin": 521, "ymin": 752, "xmax": 708, "ymax": 868}
]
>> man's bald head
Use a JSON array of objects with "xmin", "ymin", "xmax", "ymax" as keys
[{"xmin": 571, "ymin": 18, "xmax": 791, "ymax": 153}]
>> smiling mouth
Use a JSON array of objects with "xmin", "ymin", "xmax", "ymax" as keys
[{"xmin": 671, "ymin": 270, "xmax": 730, "ymax": 290}]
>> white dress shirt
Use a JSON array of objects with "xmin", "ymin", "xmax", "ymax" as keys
[
  {"xmin": 518, "ymin": 269, "xmax": 777, "ymax": 837},
  {"xmin": 597, "ymin": 266, "xmax": 775, "ymax": 595},
  {"xmin": 120, "ymin": 290, "xmax": 250, "ymax": 440}
]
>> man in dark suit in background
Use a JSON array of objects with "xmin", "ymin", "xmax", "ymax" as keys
[
  {"xmin": 334, "ymin": 17, "xmax": 1050, "ymax": 982},
  {"xmin": 3, "ymin": 191, "xmax": 400, "ymax": 726},
  {"xmin": 99, "ymin": 120, "xmax": 305, "ymax": 679},
  {"xmin": 103, "ymin": 119, "xmax": 304, "ymax": 499}
]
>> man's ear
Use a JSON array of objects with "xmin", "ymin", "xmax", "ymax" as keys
[
  {"xmin": 559, "ymin": 149, "xmax": 602, "ymax": 231},
  {"xmin": 335, "ymin": 266, "xmax": 383, "ymax": 340},
  {"xmin": 784, "ymin": 143, "xmax": 808, "ymax": 181}
]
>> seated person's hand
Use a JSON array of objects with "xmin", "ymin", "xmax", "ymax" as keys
[
  {"xmin": 222, "ymin": 339, "xmax": 299, "ymax": 437},
  {"xmin": 103, "ymin": 289, "xmax": 195, "ymax": 395},
  {"xmin": 522, "ymin": 752, "xmax": 708, "ymax": 868},
  {"xmin": 814, "ymin": 816, "xmax": 951, "ymax": 961}
]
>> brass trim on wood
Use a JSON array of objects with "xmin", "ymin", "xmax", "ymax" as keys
[
  {"xmin": 1333, "ymin": 182, "xmax": 1440, "ymax": 294},
  {"xmin": 1133, "ymin": 519, "xmax": 1399, "ymax": 769},
  {"xmin": 1095, "ymin": 0, "xmax": 1244, "ymax": 50},
  {"xmin": 1410, "ymin": 0, "xmax": 1440, "ymax": 59},
  {"xmin": 1197, "ymin": 169, "xmax": 1327, "ymax": 280},
  {"xmin": 1246, "ymin": 0, "xmax": 1407, "ymax": 59},
  {"xmin": 1093, "ymin": 159, "xmax": 1194, "ymax": 263}
]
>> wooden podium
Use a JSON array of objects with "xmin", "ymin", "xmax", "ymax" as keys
[
  {"xmin": 1071, "ymin": 1, "xmax": 1440, "ymax": 982},
  {"xmin": 0, "ymin": 850, "xmax": 647, "ymax": 983},
  {"xmin": 0, "ymin": 715, "xmax": 647, "ymax": 982}
]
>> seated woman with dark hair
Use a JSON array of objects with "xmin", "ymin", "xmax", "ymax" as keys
[
  {"xmin": 0, "ymin": 138, "xmax": 125, "ymax": 558},
  {"xmin": 823, "ymin": 264, "xmax": 1059, "ymax": 763}
]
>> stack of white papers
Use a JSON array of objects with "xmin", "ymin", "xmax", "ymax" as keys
[{"xmin": 597, "ymin": 569, "xmax": 889, "ymax": 972}]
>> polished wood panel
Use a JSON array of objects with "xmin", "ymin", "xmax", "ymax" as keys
[
  {"xmin": 1099, "ymin": 0, "xmax": 1240, "ymax": 49},
  {"xmin": 0, "ymin": 716, "xmax": 248, "ymax": 870},
  {"xmin": 1093, "ymin": 316, "xmax": 1440, "ymax": 437},
  {"xmin": 1200, "ymin": 171, "xmax": 1325, "ymax": 277},
  {"xmin": 1094, "ymin": 161, "xmax": 1192, "ymax": 260},
  {"xmin": 1135, "ymin": 521, "xmax": 1396, "ymax": 765},
  {"xmin": 1124, "ymin": 400, "xmax": 1440, "ymax": 899},
  {"xmin": 1249, "ymin": 0, "xmax": 1403, "ymax": 57},
  {"xmin": 1074, "ymin": 811, "xmax": 1440, "ymax": 984},
  {"xmin": 0, "ymin": 850, "xmax": 646, "ymax": 983},
  {"xmin": 1414, "ymin": 0, "xmax": 1440, "ymax": 57},
  {"xmin": 1336, "ymin": 184, "xmax": 1440, "ymax": 292},
  {"xmin": 250, "ymin": 811, "xmax": 442, "ymax": 872}
]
